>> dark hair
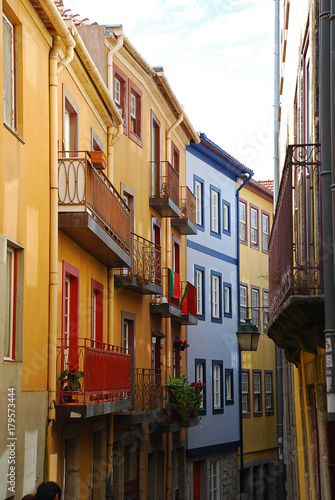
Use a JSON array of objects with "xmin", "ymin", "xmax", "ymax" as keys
[{"xmin": 34, "ymin": 482, "xmax": 61, "ymax": 500}]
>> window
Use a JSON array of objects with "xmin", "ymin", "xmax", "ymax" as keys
[
  {"xmin": 195, "ymin": 359, "xmax": 206, "ymax": 413},
  {"xmin": 264, "ymin": 371, "xmax": 274, "ymax": 415},
  {"xmin": 222, "ymin": 200, "xmax": 231, "ymax": 235},
  {"xmin": 5, "ymin": 246, "xmax": 16, "ymax": 361},
  {"xmin": 224, "ymin": 283, "xmax": 232, "ymax": 318},
  {"xmin": 239, "ymin": 199, "xmax": 247, "ymax": 244},
  {"xmin": 251, "ymin": 287, "xmax": 260, "ymax": 328},
  {"xmin": 114, "ymin": 65, "xmax": 128, "ymax": 132},
  {"xmin": 3, "ymin": 13, "xmax": 15, "ymax": 129},
  {"xmin": 195, "ymin": 266, "xmax": 205, "ymax": 320},
  {"xmin": 225, "ymin": 369, "xmax": 234, "ymax": 405},
  {"xmin": 62, "ymin": 86, "xmax": 78, "ymax": 155},
  {"xmin": 241, "ymin": 370, "xmax": 250, "ymax": 416},
  {"xmin": 209, "ymin": 460, "xmax": 220, "ymax": 500},
  {"xmin": 240, "ymin": 284, "xmax": 248, "ymax": 322},
  {"xmin": 212, "ymin": 361, "xmax": 223, "ymax": 413},
  {"xmin": 62, "ymin": 262, "xmax": 79, "ymax": 368},
  {"xmin": 128, "ymin": 80, "xmax": 142, "ymax": 146},
  {"xmin": 211, "ymin": 272, "xmax": 222, "ymax": 322},
  {"xmin": 253, "ymin": 370, "xmax": 262, "ymax": 416},
  {"xmin": 250, "ymin": 205, "xmax": 259, "ymax": 249},
  {"xmin": 263, "ymin": 290, "xmax": 269, "ymax": 332},
  {"xmin": 262, "ymin": 211, "xmax": 270, "ymax": 253},
  {"xmin": 194, "ymin": 176, "xmax": 204, "ymax": 229},
  {"xmin": 91, "ymin": 279, "xmax": 103, "ymax": 344},
  {"xmin": 210, "ymin": 186, "xmax": 220, "ymax": 237},
  {"xmin": 172, "ymin": 142, "xmax": 180, "ymax": 174}
]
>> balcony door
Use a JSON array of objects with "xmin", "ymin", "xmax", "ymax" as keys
[
  {"xmin": 124, "ymin": 439, "xmax": 140, "ymax": 499},
  {"xmin": 122, "ymin": 311, "xmax": 135, "ymax": 369},
  {"xmin": 62, "ymin": 262, "xmax": 79, "ymax": 370},
  {"xmin": 151, "ymin": 111, "xmax": 160, "ymax": 197}
]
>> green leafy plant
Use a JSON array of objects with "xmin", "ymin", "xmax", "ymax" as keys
[
  {"xmin": 164, "ymin": 375, "xmax": 204, "ymax": 427},
  {"xmin": 59, "ymin": 362, "xmax": 84, "ymax": 391}
]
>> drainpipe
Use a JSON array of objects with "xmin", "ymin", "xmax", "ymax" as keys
[
  {"xmin": 325, "ymin": 0, "xmax": 335, "ymax": 497},
  {"xmin": 47, "ymin": 9, "xmax": 75, "ymax": 432},
  {"xmin": 274, "ymin": 0, "xmax": 280, "ymax": 206},
  {"xmin": 166, "ymin": 113, "xmax": 183, "ymax": 161},
  {"xmin": 236, "ymin": 173, "xmax": 252, "ymax": 499}
]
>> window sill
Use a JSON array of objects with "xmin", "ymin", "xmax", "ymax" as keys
[
  {"xmin": 211, "ymin": 317, "xmax": 222, "ymax": 324},
  {"xmin": 129, "ymin": 130, "xmax": 142, "ymax": 148},
  {"xmin": 3, "ymin": 123, "xmax": 25, "ymax": 144},
  {"xmin": 225, "ymin": 399, "xmax": 234, "ymax": 406},
  {"xmin": 213, "ymin": 407, "xmax": 224, "ymax": 415}
]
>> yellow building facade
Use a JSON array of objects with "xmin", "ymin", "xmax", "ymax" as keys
[{"xmin": 239, "ymin": 179, "xmax": 279, "ymax": 498}]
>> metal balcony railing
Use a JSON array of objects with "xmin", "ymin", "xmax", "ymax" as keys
[
  {"xmin": 56, "ymin": 338, "xmax": 131, "ymax": 404},
  {"xmin": 131, "ymin": 368, "xmax": 163, "ymax": 411},
  {"xmin": 58, "ymin": 151, "xmax": 131, "ymax": 252},
  {"xmin": 268, "ymin": 144, "xmax": 323, "ymax": 320},
  {"xmin": 115, "ymin": 233, "xmax": 161, "ymax": 285},
  {"xmin": 150, "ymin": 160, "xmax": 180, "ymax": 207},
  {"xmin": 179, "ymin": 186, "xmax": 196, "ymax": 226}
]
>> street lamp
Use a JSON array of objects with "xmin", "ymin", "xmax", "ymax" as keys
[{"xmin": 236, "ymin": 318, "xmax": 260, "ymax": 351}]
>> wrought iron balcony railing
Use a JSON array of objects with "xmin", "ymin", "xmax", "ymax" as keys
[
  {"xmin": 149, "ymin": 161, "xmax": 180, "ymax": 217},
  {"xmin": 58, "ymin": 151, "xmax": 131, "ymax": 259},
  {"xmin": 114, "ymin": 233, "xmax": 162, "ymax": 294},
  {"xmin": 268, "ymin": 144, "xmax": 323, "ymax": 320},
  {"xmin": 56, "ymin": 338, "xmax": 131, "ymax": 405},
  {"xmin": 171, "ymin": 186, "xmax": 197, "ymax": 234},
  {"xmin": 131, "ymin": 368, "xmax": 163, "ymax": 412}
]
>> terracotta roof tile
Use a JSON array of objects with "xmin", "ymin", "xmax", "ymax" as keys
[
  {"xmin": 54, "ymin": 0, "xmax": 98, "ymax": 26},
  {"xmin": 257, "ymin": 179, "xmax": 274, "ymax": 192}
]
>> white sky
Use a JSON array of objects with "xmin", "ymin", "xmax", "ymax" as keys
[{"xmin": 62, "ymin": 0, "xmax": 274, "ymax": 180}]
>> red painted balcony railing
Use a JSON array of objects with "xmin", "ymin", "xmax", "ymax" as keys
[
  {"xmin": 268, "ymin": 144, "xmax": 323, "ymax": 320},
  {"xmin": 150, "ymin": 160, "xmax": 180, "ymax": 207},
  {"xmin": 56, "ymin": 338, "xmax": 131, "ymax": 404},
  {"xmin": 115, "ymin": 232, "xmax": 161, "ymax": 285},
  {"xmin": 179, "ymin": 186, "xmax": 196, "ymax": 226},
  {"xmin": 180, "ymin": 281, "xmax": 197, "ymax": 317},
  {"xmin": 58, "ymin": 151, "xmax": 131, "ymax": 252},
  {"xmin": 131, "ymin": 368, "xmax": 163, "ymax": 411}
]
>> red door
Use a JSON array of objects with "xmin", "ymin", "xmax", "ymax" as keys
[
  {"xmin": 124, "ymin": 442, "xmax": 139, "ymax": 499},
  {"xmin": 193, "ymin": 461, "xmax": 201, "ymax": 500}
]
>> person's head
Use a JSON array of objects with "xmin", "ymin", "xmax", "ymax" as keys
[{"xmin": 34, "ymin": 482, "xmax": 61, "ymax": 500}]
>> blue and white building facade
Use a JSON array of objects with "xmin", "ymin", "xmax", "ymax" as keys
[{"xmin": 185, "ymin": 133, "xmax": 253, "ymax": 499}]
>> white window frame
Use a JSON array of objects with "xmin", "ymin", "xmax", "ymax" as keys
[
  {"xmin": 211, "ymin": 189, "xmax": 219, "ymax": 233},
  {"xmin": 196, "ymin": 361, "xmax": 205, "ymax": 409},
  {"xmin": 242, "ymin": 371, "xmax": 250, "ymax": 415},
  {"xmin": 250, "ymin": 206, "xmax": 258, "ymax": 247},
  {"xmin": 195, "ymin": 179, "xmax": 203, "ymax": 226},
  {"xmin": 209, "ymin": 460, "xmax": 220, "ymax": 500},
  {"xmin": 223, "ymin": 202, "xmax": 229, "ymax": 232},
  {"xmin": 263, "ymin": 290, "xmax": 269, "ymax": 332},
  {"xmin": 253, "ymin": 371, "xmax": 262, "ymax": 415},
  {"xmin": 5, "ymin": 246, "xmax": 15, "ymax": 361},
  {"xmin": 224, "ymin": 284, "xmax": 231, "ymax": 315},
  {"xmin": 251, "ymin": 287, "xmax": 260, "ymax": 328},
  {"xmin": 240, "ymin": 284, "xmax": 248, "ymax": 322},
  {"xmin": 239, "ymin": 200, "xmax": 246, "ymax": 242},
  {"xmin": 262, "ymin": 212, "xmax": 270, "ymax": 252},
  {"xmin": 226, "ymin": 371, "xmax": 233, "ymax": 402},
  {"xmin": 213, "ymin": 364, "xmax": 221, "ymax": 409},
  {"xmin": 196, "ymin": 269, "xmax": 204, "ymax": 316},
  {"xmin": 114, "ymin": 77, "xmax": 121, "ymax": 106},
  {"xmin": 3, "ymin": 13, "xmax": 15, "ymax": 130},
  {"xmin": 212, "ymin": 274, "xmax": 220, "ymax": 319},
  {"xmin": 265, "ymin": 372, "xmax": 273, "ymax": 413}
]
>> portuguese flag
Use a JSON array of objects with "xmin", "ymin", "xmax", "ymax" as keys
[
  {"xmin": 180, "ymin": 283, "xmax": 188, "ymax": 313},
  {"xmin": 169, "ymin": 269, "xmax": 180, "ymax": 299}
]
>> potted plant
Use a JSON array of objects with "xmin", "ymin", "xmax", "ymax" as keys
[
  {"xmin": 164, "ymin": 375, "xmax": 204, "ymax": 426},
  {"xmin": 59, "ymin": 362, "xmax": 84, "ymax": 402},
  {"xmin": 173, "ymin": 337, "xmax": 189, "ymax": 351}
]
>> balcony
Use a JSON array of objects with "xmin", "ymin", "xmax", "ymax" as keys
[
  {"xmin": 56, "ymin": 338, "xmax": 131, "ymax": 418},
  {"xmin": 58, "ymin": 152, "xmax": 131, "ymax": 268},
  {"xmin": 171, "ymin": 186, "xmax": 197, "ymax": 235},
  {"xmin": 114, "ymin": 233, "xmax": 163, "ymax": 295},
  {"xmin": 267, "ymin": 144, "xmax": 324, "ymax": 365},
  {"xmin": 149, "ymin": 269, "xmax": 181, "ymax": 319},
  {"xmin": 173, "ymin": 281, "xmax": 198, "ymax": 325},
  {"xmin": 149, "ymin": 161, "xmax": 180, "ymax": 217}
]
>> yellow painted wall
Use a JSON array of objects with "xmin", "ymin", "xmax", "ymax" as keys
[
  {"xmin": 0, "ymin": 0, "xmax": 52, "ymax": 391},
  {"xmin": 239, "ymin": 181, "xmax": 277, "ymax": 460}
]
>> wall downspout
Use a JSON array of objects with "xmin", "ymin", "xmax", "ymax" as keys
[
  {"xmin": 324, "ymin": 0, "xmax": 335, "ymax": 497},
  {"xmin": 48, "ymin": 19, "xmax": 75, "ymax": 436},
  {"xmin": 236, "ymin": 173, "xmax": 252, "ymax": 500}
]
